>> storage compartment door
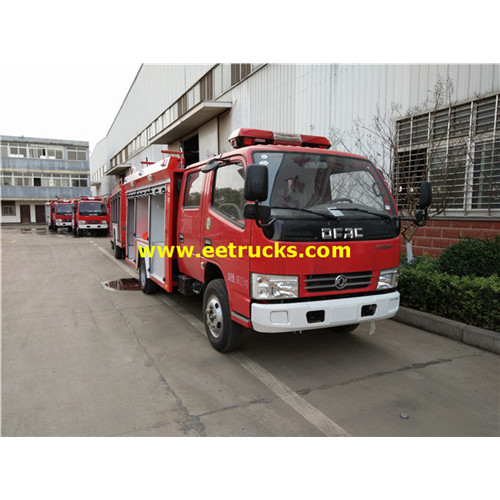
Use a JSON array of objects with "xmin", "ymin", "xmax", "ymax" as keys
[
  {"xmin": 150, "ymin": 191, "xmax": 166, "ymax": 280},
  {"xmin": 126, "ymin": 198, "xmax": 136, "ymax": 260}
]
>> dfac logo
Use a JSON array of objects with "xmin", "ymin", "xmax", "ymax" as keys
[
  {"xmin": 334, "ymin": 275, "xmax": 348, "ymax": 289},
  {"xmin": 321, "ymin": 227, "xmax": 363, "ymax": 240}
]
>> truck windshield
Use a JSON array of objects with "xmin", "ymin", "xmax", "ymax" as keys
[
  {"xmin": 252, "ymin": 151, "xmax": 396, "ymax": 216},
  {"xmin": 56, "ymin": 205, "xmax": 73, "ymax": 215},
  {"xmin": 79, "ymin": 202, "xmax": 106, "ymax": 216}
]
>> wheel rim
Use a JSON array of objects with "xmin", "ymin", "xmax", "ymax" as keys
[
  {"xmin": 140, "ymin": 264, "xmax": 146, "ymax": 287},
  {"xmin": 205, "ymin": 295, "xmax": 223, "ymax": 339}
]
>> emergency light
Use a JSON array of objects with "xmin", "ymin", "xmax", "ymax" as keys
[{"xmin": 228, "ymin": 128, "xmax": 331, "ymax": 149}]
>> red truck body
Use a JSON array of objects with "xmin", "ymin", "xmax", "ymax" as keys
[
  {"xmin": 47, "ymin": 199, "xmax": 74, "ymax": 231},
  {"xmin": 109, "ymin": 183, "xmax": 127, "ymax": 258},
  {"xmin": 72, "ymin": 196, "xmax": 108, "ymax": 237},
  {"xmin": 112, "ymin": 129, "xmax": 431, "ymax": 352}
]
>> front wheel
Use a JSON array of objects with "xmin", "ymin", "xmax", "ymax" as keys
[
  {"xmin": 139, "ymin": 259, "xmax": 157, "ymax": 294},
  {"xmin": 203, "ymin": 279, "xmax": 243, "ymax": 353}
]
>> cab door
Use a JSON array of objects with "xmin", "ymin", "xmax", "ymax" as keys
[
  {"xmin": 204, "ymin": 159, "xmax": 251, "ymax": 319},
  {"xmin": 177, "ymin": 168, "xmax": 205, "ymax": 281}
]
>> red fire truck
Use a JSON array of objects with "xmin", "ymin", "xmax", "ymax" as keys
[
  {"xmin": 108, "ymin": 161, "xmax": 160, "ymax": 259},
  {"xmin": 46, "ymin": 198, "xmax": 74, "ymax": 231},
  {"xmin": 72, "ymin": 196, "xmax": 108, "ymax": 237},
  {"xmin": 115, "ymin": 128, "xmax": 431, "ymax": 352}
]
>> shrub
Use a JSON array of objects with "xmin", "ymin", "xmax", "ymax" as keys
[
  {"xmin": 398, "ymin": 260, "xmax": 500, "ymax": 332},
  {"xmin": 437, "ymin": 235, "xmax": 500, "ymax": 278}
]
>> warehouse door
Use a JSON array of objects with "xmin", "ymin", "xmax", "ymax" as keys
[
  {"xmin": 20, "ymin": 205, "xmax": 31, "ymax": 223},
  {"xmin": 183, "ymin": 134, "xmax": 199, "ymax": 166},
  {"xmin": 35, "ymin": 205, "xmax": 45, "ymax": 223}
]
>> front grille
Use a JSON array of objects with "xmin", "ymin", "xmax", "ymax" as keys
[{"xmin": 304, "ymin": 271, "xmax": 375, "ymax": 293}]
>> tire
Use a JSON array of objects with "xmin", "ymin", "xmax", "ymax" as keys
[
  {"xmin": 114, "ymin": 237, "xmax": 124, "ymax": 259},
  {"xmin": 331, "ymin": 323, "xmax": 359, "ymax": 334},
  {"xmin": 203, "ymin": 279, "xmax": 243, "ymax": 353},
  {"xmin": 139, "ymin": 259, "xmax": 157, "ymax": 294},
  {"xmin": 73, "ymin": 226, "xmax": 79, "ymax": 237}
]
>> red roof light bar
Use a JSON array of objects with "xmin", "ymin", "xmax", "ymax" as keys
[{"xmin": 228, "ymin": 128, "xmax": 331, "ymax": 149}]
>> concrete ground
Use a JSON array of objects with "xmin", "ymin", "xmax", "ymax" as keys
[{"xmin": 1, "ymin": 225, "xmax": 499, "ymax": 436}]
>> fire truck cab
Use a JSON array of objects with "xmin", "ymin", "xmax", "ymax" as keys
[
  {"xmin": 118, "ymin": 129, "xmax": 432, "ymax": 352},
  {"xmin": 46, "ymin": 199, "xmax": 73, "ymax": 231},
  {"xmin": 52, "ymin": 199, "xmax": 74, "ymax": 231},
  {"xmin": 72, "ymin": 196, "xmax": 108, "ymax": 237}
]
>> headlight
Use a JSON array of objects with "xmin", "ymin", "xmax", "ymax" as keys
[
  {"xmin": 56, "ymin": 218, "xmax": 62, "ymax": 222},
  {"xmin": 251, "ymin": 273, "xmax": 299, "ymax": 300},
  {"xmin": 377, "ymin": 268, "xmax": 399, "ymax": 290}
]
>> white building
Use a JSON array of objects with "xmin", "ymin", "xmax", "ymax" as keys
[
  {"xmin": 91, "ymin": 63, "xmax": 500, "ymax": 255},
  {"xmin": 1, "ymin": 135, "xmax": 90, "ymax": 224}
]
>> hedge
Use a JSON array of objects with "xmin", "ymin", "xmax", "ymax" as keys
[
  {"xmin": 398, "ymin": 257, "xmax": 500, "ymax": 332},
  {"xmin": 437, "ymin": 235, "xmax": 500, "ymax": 277}
]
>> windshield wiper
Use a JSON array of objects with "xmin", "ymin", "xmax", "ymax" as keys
[
  {"xmin": 335, "ymin": 206, "xmax": 393, "ymax": 221},
  {"xmin": 270, "ymin": 206, "xmax": 339, "ymax": 221}
]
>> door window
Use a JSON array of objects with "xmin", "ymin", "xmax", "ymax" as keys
[
  {"xmin": 183, "ymin": 171, "xmax": 203, "ymax": 208},
  {"xmin": 211, "ymin": 163, "xmax": 246, "ymax": 226}
]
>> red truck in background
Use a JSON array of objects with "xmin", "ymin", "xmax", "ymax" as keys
[
  {"xmin": 46, "ymin": 198, "xmax": 74, "ymax": 232},
  {"xmin": 72, "ymin": 196, "xmax": 108, "ymax": 237},
  {"xmin": 110, "ymin": 129, "xmax": 432, "ymax": 352}
]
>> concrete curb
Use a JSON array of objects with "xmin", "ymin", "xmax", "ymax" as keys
[{"xmin": 394, "ymin": 306, "xmax": 500, "ymax": 355}]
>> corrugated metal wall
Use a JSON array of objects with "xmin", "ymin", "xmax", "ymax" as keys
[
  {"xmin": 96, "ymin": 63, "xmax": 499, "ymax": 178},
  {"xmin": 218, "ymin": 64, "xmax": 499, "ymax": 153},
  {"xmin": 106, "ymin": 64, "xmax": 213, "ymax": 159}
]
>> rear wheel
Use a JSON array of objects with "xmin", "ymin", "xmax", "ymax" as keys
[
  {"xmin": 139, "ymin": 259, "xmax": 157, "ymax": 294},
  {"xmin": 203, "ymin": 279, "xmax": 243, "ymax": 353},
  {"xmin": 114, "ymin": 237, "xmax": 124, "ymax": 259}
]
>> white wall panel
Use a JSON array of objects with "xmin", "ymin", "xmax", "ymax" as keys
[
  {"xmin": 106, "ymin": 64, "xmax": 213, "ymax": 158},
  {"xmin": 95, "ymin": 63, "xmax": 500, "ymax": 193}
]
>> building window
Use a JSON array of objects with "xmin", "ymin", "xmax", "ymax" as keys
[
  {"xmin": 28, "ymin": 144, "xmax": 63, "ymax": 159},
  {"xmin": 2, "ymin": 143, "xmax": 64, "ymax": 159},
  {"xmin": 67, "ymin": 147, "xmax": 87, "ymax": 161},
  {"xmin": 200, "ymin": 71, "xmax": 213, "ymax": 100},
  {"xmin": 2, "ymin": 201, "xmax": 16, "ymax": 216},
  {"xmin": 71, "ymin": 175, "xmax": 88, "ymax": 187},
  {"xmin": 1, "ymin": 171, "xmax": 13, "ymax": 185},
  {"xmin": 230, "ymin": 64, "xmax": 251, "ymax": 86},
  {"xmin": 8, "ymin": 144, "xmax": 28, "ymax": 158},
  {"xmin": 178, "ymin": 95, "xmax": 188, "ymax": 116},
  {"xmin": 396, "ymin": 94, "xmax": 499, "ymax": 214}
]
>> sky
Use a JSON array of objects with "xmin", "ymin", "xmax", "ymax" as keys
[
  {"xmin": 0, "ymin": 64, "xmax": 140, "ymax": 153},
  {"xmin": 2, "ymin": 1, "xmax": 497, "ymax": 160}
]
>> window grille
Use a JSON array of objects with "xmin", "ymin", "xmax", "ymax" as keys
[{"xmin": 396, "ymin": 94, "xmax": 499, "ymax": 215}]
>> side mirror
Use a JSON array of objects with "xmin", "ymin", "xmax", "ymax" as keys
[
  {"xmin": 244, "ymin": 164, "xmax": 268, "ymax": 202},
  {"xmin": 418, "ymin": 181, "xmax": 432, "ymax": 209},
  {"xmin": 244, "ymin": 203, "xmax": 272, "ymax": 225},
  {"xmin": 415, "ymin": 209, "xmax": 425, "ymax": 224}
]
